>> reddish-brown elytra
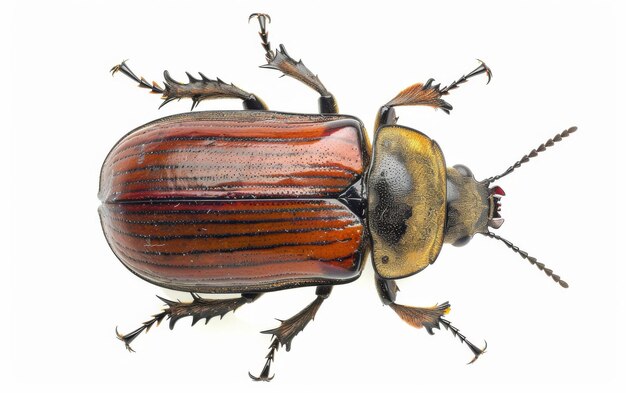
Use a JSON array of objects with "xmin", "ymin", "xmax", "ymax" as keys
[
  {"xmin": 100, "ymin": 13, "xmax": 577, "ymax": 381},
  {"xmin": 99, "ymin": 111, "xmax": 369, "ymax": 293}
]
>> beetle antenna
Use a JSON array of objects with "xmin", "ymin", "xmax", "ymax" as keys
[
  {"xmin": 485, "ymin": 126, "xmax": 577, "ymax": 183},
  {"xmin": 482, "ymin": 231, "xmax": 569, "ymax": 288}
]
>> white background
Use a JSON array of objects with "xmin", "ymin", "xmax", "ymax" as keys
[{"xmin": 5, "ymin": 0, "xmax": 623, "ymax": 391}]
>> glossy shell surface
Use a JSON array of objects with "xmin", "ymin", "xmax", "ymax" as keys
[
  {"xmin": 367, "ymin": 125, "xmax": 446, "ymax": 279},
  {"xmin": 99, "ymin": 111, "xmax": 370, "ymax": 293}
]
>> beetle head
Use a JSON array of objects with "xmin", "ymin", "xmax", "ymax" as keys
[
  {"xmin": 443, "ymin": 126, "xmax": 578, "ymax": 288},
  {"xmin": 444, "ymin": 164, "xmax": 505, "ymax": 246}
]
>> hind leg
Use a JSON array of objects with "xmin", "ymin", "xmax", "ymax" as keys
[
  {"xmin": 116, "ymin": 292, "xmax": 262, "ymax": 351},
  {"xmin": 110, "ymin": 60, "xmax": 267, "ymax": 110}
]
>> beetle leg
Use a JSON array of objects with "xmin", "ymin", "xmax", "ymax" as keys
[
  {"xmin": 115, "ymin": 292, "xmax": 262, "ymax": 352},
  {"xmin": 440, "ymin": 60, "xmax": 492, "ymax": 95},
  {"xmin": 249, "ymin": 13, "xmax": 338, "ymax": 114},
  {"xmin": 249, "ymin": 285, "xmax": 332, "ymax": 381},
  {"xmin": 376, "ymin": 276, "xmax": 487, "ymax": 364},
  {"xmin": 375, "ymin": 60, "xmax": 492, "ymax": 129},
  {"xmin": 110, "ymin": 60, "xmax": 268, "ymax": 110}
]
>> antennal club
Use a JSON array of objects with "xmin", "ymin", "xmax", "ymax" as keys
[{"xmin": 482, "ymin": 232, "xmax": 569, "ymax": 288}]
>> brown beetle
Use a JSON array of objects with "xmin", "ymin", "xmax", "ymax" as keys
[{"xmin": 100, "ymin": 14, "xmax": 576, "ymax": 380}]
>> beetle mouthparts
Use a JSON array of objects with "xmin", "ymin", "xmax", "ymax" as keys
[
  {"xmin": 488, "ymin": 186, "xmax": 505, "ymax": 228},
  {"xmin": 488, "ymin": 218, "xmax": 504, "ymax": 229}
]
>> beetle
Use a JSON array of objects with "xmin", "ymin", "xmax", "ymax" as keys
[{"xmin": 99, "ymin": 13, "xmax": 577, "ymax": 381}]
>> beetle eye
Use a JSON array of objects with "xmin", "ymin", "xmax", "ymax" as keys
[
  {"xmin": 453, "ymin": 164, "xmax": 473, "ymax": 178},
  {"xmin": 452, "ymin": 236, "xmax": 472, "ymax": 247}
]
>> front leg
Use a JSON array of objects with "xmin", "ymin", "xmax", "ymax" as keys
[
  {"xmin": 375, "ymin": 61, "xmax": 492, "ymax": 129},
  {"xmin": 376, "ymin": 275, "xmax": 486, "ymax": 364}
]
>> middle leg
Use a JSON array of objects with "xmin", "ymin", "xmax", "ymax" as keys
[
  {"xmin": 249, "ymin": 285, "xmax": 333, "ymax": 381},
  {"xmin": 249, "ymin": 13, "xmax": 338, "ymax": 114}
]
